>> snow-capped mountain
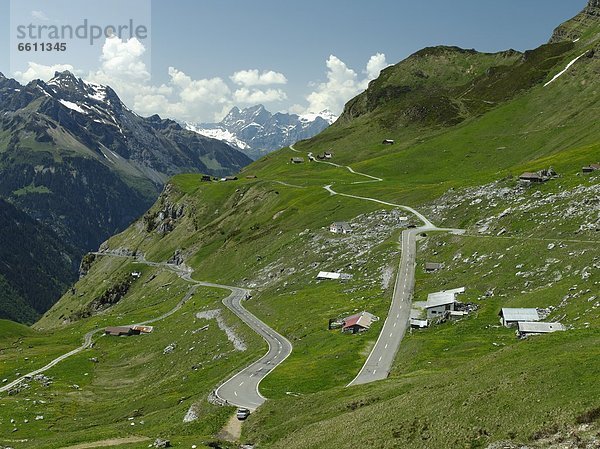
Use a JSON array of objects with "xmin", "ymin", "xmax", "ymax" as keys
[
  {"xmin": 186, "ymin": 105, "xmax": 337, "ymax": 160},
  {"xmin": 0, "ymin": 70, "xmax": 251, "ymax": 252}
]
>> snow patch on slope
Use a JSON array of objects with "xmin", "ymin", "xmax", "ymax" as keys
[
  {"xmin": 544, "ymin": 52, "xmax": 587, "ymax": 87},
  {"xmin": 185, "ymin": 123, "xmax": 250, "ymax": 150},
  {"xmin": 59, "ymin": 99, "xmax": 85, "ymax": 114}
]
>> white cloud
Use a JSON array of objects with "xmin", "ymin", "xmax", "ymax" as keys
[
  {"xmin": 233, "ymin": 87, "xmax": 287, "ymax": 104},
  {"xmin": 288, "ymin": 103, "xmax": 307, "ymax": 115},
  {"xmin": 36, "ymin": 37, "xmax": 287, "ymax": 121},
  {"xmin": 12, "ymin": 35, "xmax": 387, "ymax": 123},
  {"xmin": 230, "ymin": 69, "xmax": 287, "ymax": 86},
  {"xmin": 305, "ymin": 55, "xmax": 360, "ymax": 115},
  {"xmin": 168, "ymin": 67, "xmax": 230, "ymax": 104},
  {"xmin": 89, "ymin": 36, "xmax": 150, "ymax": 86},
  {"xmin": 365, "ymin": 53, "xmax": 390, "ymax": 83},
  {"xmin": 304, "ymin": 53, "xmax": 390, "ymax": 115},
  {"xmin": 14, "ymin": 62, "xmax": 79, "ymax": 83},
  {"xmin": 31, "ymin": 10, "xmax": 49, "ymax": 21}
]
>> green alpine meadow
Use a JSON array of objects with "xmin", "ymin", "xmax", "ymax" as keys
[{"xmin": 0, "ymin": 1, "xmax": 599, "ymax": 448}]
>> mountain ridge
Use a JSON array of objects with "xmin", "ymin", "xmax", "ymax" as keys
[
  {"xmin": 186, "ymin": 104, "xmax": 336, "ymax": 160},
  {"xmin": 0, "ymin": 71, "xmax": 252, "ymax": 320},
  {"xmin": 0, "ymin": 70, "xmax": 252, "ymax": 251}
]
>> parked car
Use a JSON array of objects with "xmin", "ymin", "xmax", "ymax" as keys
[{"xmin": 236, "ymin": 408, "xmax": 251, "ymax": 420}]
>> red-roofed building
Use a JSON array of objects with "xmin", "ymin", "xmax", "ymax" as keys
[{"xmin": 342, "ymin": 311, "xmax": 378, "ymax": 334}]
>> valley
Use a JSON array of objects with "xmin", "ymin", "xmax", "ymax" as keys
[{"xmin": 1, "ymin": 2, "xmax": 599, "ymax": 448}]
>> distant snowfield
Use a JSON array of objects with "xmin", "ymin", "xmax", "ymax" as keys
[
  {"xmin": 299, "ymin": 109, "xmax": 337, "ymax": 123},
  {"xmin": 185, "ymin": 123, "xmax": 250, "ymax": 150},
  {"xmin": 544, "ymin": 52, "xmax": 587, "ymax": 87}
]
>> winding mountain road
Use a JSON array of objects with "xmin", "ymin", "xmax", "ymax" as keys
[
  {"xmin": 306, "ymin": 150, "xmax": 383, "ymax": 183},
  {"xmin": 4, "ymin": 144, "xmax": 461, "ymax": 404},
  {"xmin": 93, "ymin": 256, "xmax": 293, "ymax": 411},
  {"xmin": 1, "ymin": 256, "xmax": 292, "ymax": 411},
  {"xmin": 215, "ymin": 290, "xmax": 292, "ymax": 410},
  {"xmin": 291, "ymin": 144, "xmax": 464, "ymax": 385}
]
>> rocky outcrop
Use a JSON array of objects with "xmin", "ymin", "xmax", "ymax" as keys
[
  {"xmin": 69, "ymin": 274, "xmax": 137, "ymax": 320},
  {"xmin": 587, "ymin": 0, "xmax": 600, "ymax": 12},
  {"xmin": 143, "ymin": 185, "xmax": 185, "ymax": 234},
  {"xmin": 167, "ymin": 249, "xmax": 185, "ymax": 266},
  {"xmin": 549, "ymin": 0, "xmax": 600, "ymax": 43},
  {"xmin": 78, "ymin": 253, "xmax": 96, "ymax": 278}
]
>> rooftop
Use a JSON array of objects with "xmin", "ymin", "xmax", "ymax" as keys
[
  {"xmin": 500, "ymin": 308, "xmax": 540, "ymax": 322},
  {"xmin": 426, "ymin": 291, "xmax": 457, "ymax": 308},
  {"xmin": 343, "ymin": 312, "xmax": 377, "ymax": 330},
  {"xmin": 518, "ymin": 321, "xmax": 566, "ymax": 333},
  {"xmin": 426, "ymin": 287, "xmax": 465, "ymax": 308}
]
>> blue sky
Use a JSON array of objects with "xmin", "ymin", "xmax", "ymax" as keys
[{"xmin": 0, "ymin": 0, "xmax": 587, "ymax": 122}]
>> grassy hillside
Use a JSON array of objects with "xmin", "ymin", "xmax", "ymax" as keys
[
  {"xmin": 1, "ymin": 254, "xmax": 264, "ymax": 448},
  {"xmin": 243, "ymin": 176, "xmax": 600, "ymax": 447},
  {"xmin": 1, "ymin": 4, "xmax": 599, "ymax": 448}
]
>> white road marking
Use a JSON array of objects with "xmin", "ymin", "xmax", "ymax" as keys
[{"xmin": 378, "ymin": 356, "xmax": 382, "ymax": 362}]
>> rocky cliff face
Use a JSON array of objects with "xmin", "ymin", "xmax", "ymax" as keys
[{"xmin": 550, "ymin": 0, "xmax": 600, "ymax": 43}]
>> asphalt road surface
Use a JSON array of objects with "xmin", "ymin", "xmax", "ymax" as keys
[
  {"xmin": 0, "ymin": 256, "xmax": 292, "ymax": 409},
  {"xmin": 347, "ymin": 228, "xmax": 420, "ymax": 385},
  {"xmin": 95, "ymin": 256, "xmax": 293, "ymax": 410},
  {"xmin": 319, "ymin": 169, "xmax": 463, "ymax": 386},
  {"xmin": 215, "ymin": 288, "xmax": 292, "ymax": 411}
]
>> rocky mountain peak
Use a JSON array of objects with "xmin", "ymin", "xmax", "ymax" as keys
[
  {"xmin": 48, "ymin": 70, "xmax": 84, "ymax": 90},
  {"xmin": 187, "ymin": 104, "xmax": 335, "ymax": 160}
]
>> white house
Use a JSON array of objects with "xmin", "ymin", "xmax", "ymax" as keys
[
  {"xmin": 424, "ymin": 288, "xmax": 466, "ymax": 319},
  {"xmin": 425, "ymin": 294, "xmax": 457, "ymax": 319},
  {"xmin": 329, "ymin": 222, "xmax": 352, "ymax": 234}
]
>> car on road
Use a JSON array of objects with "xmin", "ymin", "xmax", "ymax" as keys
[{"xmin": 236, "ymin": 408, "xmax": 251, "ymax": 420}]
